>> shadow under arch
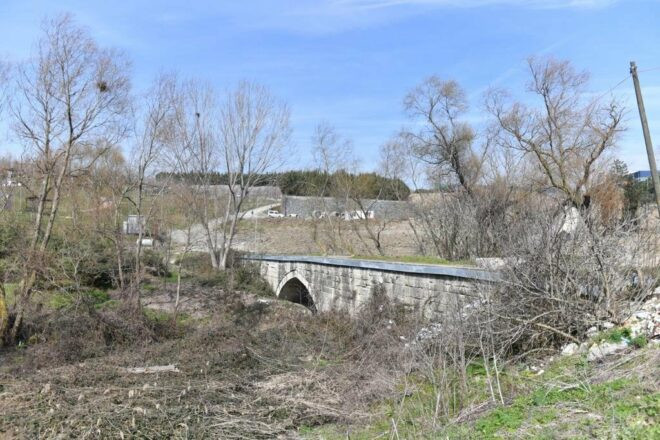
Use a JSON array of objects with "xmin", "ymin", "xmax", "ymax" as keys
[{"xmin": 276, "ymin": 272, "xmax": 317, "ymax": 312}]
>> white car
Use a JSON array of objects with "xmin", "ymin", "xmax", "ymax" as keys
[{"xmin": 267, "ymin": 210, "xmax": 284, "ymax": 218}]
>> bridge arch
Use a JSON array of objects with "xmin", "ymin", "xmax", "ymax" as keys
[{"xmin": 275, "ymin": 271, "xmax": 317, "ymax": 312}]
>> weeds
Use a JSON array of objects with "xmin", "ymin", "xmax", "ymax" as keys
[
  {"xmin": 631, "ymin": 335, "xmax": 648, "ymax": 348},
  {"xmin": 351, "ymin": 254, "xmax": 474, "ymax": 266}
]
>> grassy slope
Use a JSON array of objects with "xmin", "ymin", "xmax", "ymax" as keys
[
  {"xmin": 306, "ymin": 344, "xmax": 659, "ymax": 439},
  {"xmin": 351, "ymin": 254, "xmax": 474, "ymax": 266}
]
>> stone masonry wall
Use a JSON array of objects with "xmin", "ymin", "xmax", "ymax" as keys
[{"xmin": 257, "ymin": 260, "xmax": 487, "ymax": 319}]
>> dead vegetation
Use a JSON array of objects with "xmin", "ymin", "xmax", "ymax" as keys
[{"xmin": 0, "ymin": 280, "xmax": 421, "ymax": 439}]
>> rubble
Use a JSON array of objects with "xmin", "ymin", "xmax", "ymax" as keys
[
  {"xmin": 623, "ymin": 292, "xmax": 660, "ymax": 339},
  {"xmin": 561, "ymin": 342, "xmax": 579, "ymax": 356},
  {"xmin": 414, "ymin": 323, "xmax": 443, "ymax": 342},
  {"xmin": 587, "ymin": 341, "xmax": 628, "ymax": 362},
  {"xmin": 560, "ymin": 292, "xmax": 660, "ymax": 362}
]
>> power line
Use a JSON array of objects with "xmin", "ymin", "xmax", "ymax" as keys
[
  {"xmin": 638, "ymin": 66, "xmax": 660, "ymax": 73},
  {"xmin": 594, "ymin": 74, "xmax": 630, "ymax": 102}
]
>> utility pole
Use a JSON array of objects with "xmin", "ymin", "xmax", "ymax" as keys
[{"xmin": 630, "ymin": 62, "xmax": 660, "ymax": 217}]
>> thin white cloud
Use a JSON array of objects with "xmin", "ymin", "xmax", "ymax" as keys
[
  {"xmin": 331, "ymin": 0, "xmax": 618, "ymax": 11},
  {"xmin": 213, "ymin": 0, "xmax": 620, "ymax": 34}
]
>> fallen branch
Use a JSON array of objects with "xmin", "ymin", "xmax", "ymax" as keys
[{"xmin": 120, "ymin": 365, "xmax": 180, "ymax": 374}]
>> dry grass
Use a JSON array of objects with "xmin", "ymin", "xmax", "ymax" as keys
[
  {"xmin": 0, "ymin": 282, "xmax": 416, "ymax": 439},
  {"xmin": 234, "ymin": 218, "xmax": 421, "ymax": 257}
]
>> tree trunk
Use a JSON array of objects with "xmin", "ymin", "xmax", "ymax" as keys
[
  {"xmin": 0, "ymin": 283, "xmax": 8, "ymax": 347},
  {"xmin": 8, "ymin": 146, "xmax": 71, "ymax": 342},
  {"xmin": 132, "ymin": 183, "xmax": 145, "ymax": 311},
  {"xmin": 220, "ymin": 211, "xmax": 240, "ymax": 269},
  {"xmin": 9, "ymin": 271, "xmax": 36, "ymax": 343},
  {"xmin": 202, "ymin": 223, "xmax": 220, "ymax": 269}
]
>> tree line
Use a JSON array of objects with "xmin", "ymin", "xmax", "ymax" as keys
[{"xmin": 155, "ymin": 170, "xmax": 410, "ymax": 201}]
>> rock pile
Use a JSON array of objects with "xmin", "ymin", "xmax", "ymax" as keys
[
  {"xmin": 586, "ymin": 340, "xmax": 629, "ymax": 362},
  {"xmin": 414, "ymin": 323, "xmax": 444, "ymax": 342},
  {"xmin": 622, "ymin": 291, "xmax": 660, "ymax": 340},
  {"xmin": 561, "ymin": 290, "xmax": 659, "ymax": 362}
]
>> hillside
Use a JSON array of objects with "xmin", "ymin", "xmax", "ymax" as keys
[{"xmin": 1, "ymin": 271, "xmax": 657, "ymax": 439}]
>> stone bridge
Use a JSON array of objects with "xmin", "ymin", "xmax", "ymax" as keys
[{"xmin": 242, "ymin": 255, "xmax": 498, "ymax": 318}]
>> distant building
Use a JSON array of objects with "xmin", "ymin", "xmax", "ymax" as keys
[
  {"xmin": 628, "ymin": 170, "xmax": 652, "ymax": 182},
  {"xmin": 1, "ymin": 169, "xmax": 22, "ymax": 187},
  {"xmin": 281, "ymin": 195, "xmax": 410, "ymax": 221},
  {"xmin": 123, "ymin": 215, "xmax": 146, "ymax": 235}
]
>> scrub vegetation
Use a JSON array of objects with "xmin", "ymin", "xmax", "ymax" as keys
[{"xmin": 0, "ymin": 13, "xmax": 658, "ymax": 440}]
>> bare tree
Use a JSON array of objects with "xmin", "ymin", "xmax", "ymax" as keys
[
  {"xmin": 381, "ymin": 136, "xmax": 433, "ymax": 255},
  {"xmin": 5, "ymin": 14, "xmax": 130, "ymax": 342},
  {"xmin": 167, "ymin": 79, "xmax": 223, "ymax": 268},
  {"xmin": 168, "ymin": 80, "xmax": 290, "ymax": 270},
  {"xmin": 129, "ymin": 74, "xmax": 176, "ymax": 306},
  {"xmin": 380, "ymin": 137, "xmax": 415, "ymax": 194},
  {"xmin": 312, "ymin": 122, "xmax": 355, "ymax": 180},
  {"xmin": 345, "ymin": 139, "xmax": 421, "ymax": 255},
  {"xmin": 402, "ymin": 76, "xmax": 484, "ymax": 195},
  {"xmin": 87, "ymin": 146, "xmax": 132, "ymax": 290},
  {"xmin": 0, "ymin": 60, "xmax": 11, "ymax": 335},
  {"xmin": 487, "ymin": 57, "xmax": 625, "ymax": 207},
  {"xmin": 309, "ymin": 123, "xmax": 356, "ymax": 254},
  {"xmin": 216, "ymin": 81, "xmax": 291, "ymax": 269},
  {"xmin": 0, "ymin": 59, "xmax": 8, "ymax": 116},
  {"xmin": 386, "ymin": 130, "xmax": 481, "ymax": 260},
  {"xmin": 341, "ymin": 171, "xmax": 404, "ymax": 257}
]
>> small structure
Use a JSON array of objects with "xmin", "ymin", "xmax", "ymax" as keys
[
  {"xmin": 1, "ymin": 169, "xmax": 22, "ymax": 187},
  {"xmin": 123, "ymin": 215, "xmax": 146, "ymax": 235},
  {"xmin": 628, "ymin": 170, "xmax": 651, "ymax": 183}
]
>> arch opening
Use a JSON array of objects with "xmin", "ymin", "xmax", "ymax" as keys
[{"xmin": 279, "ymin": 277, "xmax": 316, "ymax": 312}]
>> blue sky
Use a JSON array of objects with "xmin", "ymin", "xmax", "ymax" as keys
[{"xmin": 1, "ymin": 0, "xmax": 659, "ymax": 172}]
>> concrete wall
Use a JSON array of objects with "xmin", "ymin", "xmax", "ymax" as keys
[
  {"xmin": 247, "ymin": 256, "xmax": 495, "ymax": 319},
  {"xmin": 281, "ymin": 195, "xmax": 411, "ymax": 221}
]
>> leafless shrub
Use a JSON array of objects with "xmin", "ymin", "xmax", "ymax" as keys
[
  {"xmin": 13, "ymin": 303, "xmax": 162, "ymax": 370},
  {"xmin": 481, "ymin": 204, "xmax": 657, "ymax": 356}
]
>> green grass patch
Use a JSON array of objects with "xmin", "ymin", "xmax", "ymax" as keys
[
  {"xmin": 193, "ymin": 265, "xmax": 273, "ymax": 297},
  {"xmin": 49, "ymin": 292, "xmax": 74, "ymax": 310},
  {"xmin": 351, "ymin": 254, "xmax": 474, "ymax": 266},
  {"xmin": 141, "ymin": 283, "xmax": 157, "ymax": 292},
  {"xmin": 95, "ymin": 299, "xmax": 120, "ymax": 310},
  {"xmin": 3, "ymin": 283, "xmax": 18, "ymax": 306},
  {"xmin": 167, "ymin": 272, "xmax": 180, "ymax": 283},
  {"xmin": 466, "ymin": 360, "xmax": 488, "ymax": 377},
  {"xmin": 303, "ymin": 364, "xmax": 515, "ymax": 439},
  {"xmin": 143, "ymin": 308, "xmax": 192, "ymax": 327},
  {"xmin": 591, "ymin": 326, "xmax": 633, "ymax": 344},
  {"xmin": 86, "ymin": 289, "xmax": 111, "ymax": 304},
  {"xmin": 470, "ymin": 377, "xmax": 659, "ymax": 439},
  {"xmin": 304, "ymin": 346, "xmax": 660, "ymax": 439},
  {"xmin": 631, "ymin": 335, "xmax": 648, "ymax": 348},
  {"xmin": 475, "ymin": 397, "xmax": 530, "ymax": 436},
  {"xmin": 605, "ymin": 327, "xmax": 632, "ymax": 343},
  {"xmin": 46, "ymin": 289, "xmax": 112, "ymax": 310}
]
